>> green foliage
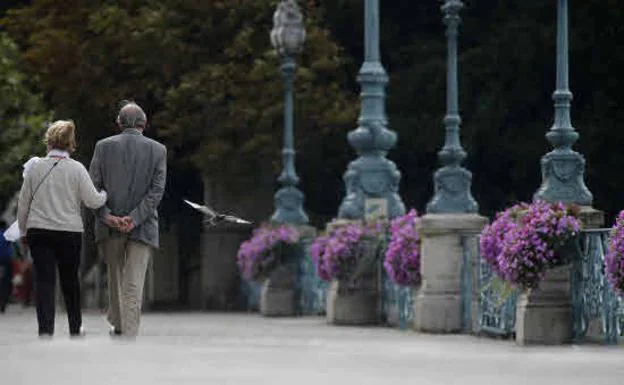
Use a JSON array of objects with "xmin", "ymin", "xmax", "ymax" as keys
[
  {"xmin": 1, "ymin": 0, "xmax": 358, "ymax": 198},
  {"xmin": 0, "ymin": 32, "xmax": 53, "ymax": 207}
]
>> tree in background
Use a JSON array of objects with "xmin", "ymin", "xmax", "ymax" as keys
[
  {"xmin": 0, "ymin": 32, "xmax": 53, "ymax": 207},
  {"xmin": 2, "ymin": 0, "xmax": 358, "ymax": 225}
]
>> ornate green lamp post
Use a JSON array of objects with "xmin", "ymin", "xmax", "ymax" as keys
[
  {"xmin": 426, "ymin": 0, "xmax": 477, "ymax": 214},
  {"xmin": 534, "ymin": 0, "xmax": 592, "ymax": 205},
  {"xmin": 338, "ymin": 0, "xmax": 405, "ymax": 220},
  {"xmin": 270, "ymin": 0, "xmax": 309, "ymax": 225},
  {"xmin": 516, "ymin": 0, "xmax": 599, "ymax": 346}
]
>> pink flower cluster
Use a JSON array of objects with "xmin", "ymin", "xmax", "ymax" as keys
[
  {"xmin": 383, "ymin": 209, "xmax": 421, "ymax": 287},
  {"xmin": 310, "ymin": 221, "xmax": 383, "ymax": 282},
  {"xmin": 479, "ymin": 201, "xmax": 581, "ymax": 289},
  {"xmin": 606, "ymin": 210, "xmax": 624, "ymax": 294},
  {"xmin": 236, "ymin": 224, "xmax": 300, "ymax": 281}
]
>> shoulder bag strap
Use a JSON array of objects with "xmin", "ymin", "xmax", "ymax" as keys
[{"xmin": 25, "ymin": 159, "xmax": 63, "ymax": 219}]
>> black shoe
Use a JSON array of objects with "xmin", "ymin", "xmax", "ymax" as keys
[
  {"xmin": 70, "ymin": 326, "xmax": 86, "ymax": 338},
  {"xmin": 109, "ymin": 326, "xmax": 122, "ymax": 336},
  {"xmin": 38, "ymin": 332, "xmax": 53, "ymax": 339}
]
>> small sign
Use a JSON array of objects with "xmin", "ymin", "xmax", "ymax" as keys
[{"xmin": 365, "ymin": 198, "xmax": 388, "ymax": 221}]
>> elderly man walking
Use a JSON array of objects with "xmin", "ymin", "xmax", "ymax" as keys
[{"xmin": 89, "ymin": 101, "xmax": 167, "ymax": 337}]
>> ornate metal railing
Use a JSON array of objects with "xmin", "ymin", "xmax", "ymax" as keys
[
  {"xmin": 476, "ymin": 258, "xmax": 518, "ymax": 337},
  {"xmin": 297, "ymin": 239, "xmax": 328, "ymax": 315},
  {"xmin": 461, "ymin": 234, "xmax": 517, "ymax": 337},
  {"xmin": 462, "ymin": 229, "xmax": 624, "ymax": 344},
  {"xmin": 240, "ymin": 278, "xmax": 261, "ymax": 311},
  {"xmin": 381, "ymin": 270, "xmax": 415, "ymax": 329},
  {"xmin": 572, "ymin": 229, "xmax": 624, "ymax": 344}
]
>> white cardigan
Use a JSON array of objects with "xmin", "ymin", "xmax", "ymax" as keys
[{"xmin": 17, "ymin": 152, "xmax": 107, "ymax": 235}]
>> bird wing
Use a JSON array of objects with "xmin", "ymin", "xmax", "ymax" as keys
[
  {"xmin": 222, "ymin": 214, "xmax": 252, "ymax": 225},
  {"xmin": 183, "ymin": 199, "xmax": 217, "ymax": 218}
]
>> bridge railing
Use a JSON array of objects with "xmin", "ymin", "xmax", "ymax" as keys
[
  {"xmin": 571, "ymin": 229, "xmax": 624, "ymax": 344},
  {"xmin": 241, "ymin": 228, "xmax": 624, "ymax": 344},
  {"xmin": 460, "ymin": 229, "xmax": 624, "ymax": 344}
]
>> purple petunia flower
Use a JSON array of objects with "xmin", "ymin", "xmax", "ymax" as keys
[
  {"xmin": 310, "ymin": 220, "xmax": 384, "ymax": 282},
  {"xmin": 383, "ymin": 209, "xmax": 421, "ymax": 287},
  {"xmin": 236, "ymin": 223, "xmax": 300, "ymax": 281},
  {"xmin": 606, "ymin": 210, "xmax": 624, "ymax": 294},
  {"xmin": 480, "ymin": 200, "xmax": 581, "ymax": 289}
]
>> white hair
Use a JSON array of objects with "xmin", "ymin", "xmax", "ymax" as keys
[{"xmin": 117, "ymin": 102, "xmax": 147, "ymax": 129}]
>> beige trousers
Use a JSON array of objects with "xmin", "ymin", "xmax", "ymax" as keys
[{"xmin": 99, "ymin": 234, "xmax": 152, "ymax": 337}]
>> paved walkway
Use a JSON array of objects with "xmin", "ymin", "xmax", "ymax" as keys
[{"xmin": 2, "ymin": 307, "xmax": 624, "ymax": 385}]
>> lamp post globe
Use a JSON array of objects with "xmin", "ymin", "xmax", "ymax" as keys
[{"xmin": 271, "ymin": 0, "xmax": 306, "ymax": 56}]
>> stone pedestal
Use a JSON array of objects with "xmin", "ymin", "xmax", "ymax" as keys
[
  {"xmin": 259, "ymin": 226, "xmax": 315, "ymax": 317},
  {"xmin": 414, "ymin": 213, "xmax": 487, "ymax": 333},
  {"xmin": 260, "ymin": 261, "xmax": 297, "ymax": 317},
  {"xmin": 515, "ymin": 264, "xmax": 572, "ymax": 345},
  {"xmin": 515, "ymin": 205, "xmax": 604, "ymax": 345},
  {"xmin": 325, "ymin": 223, "xmax": 382, "ymax": 325},
  {"xmin": 326, "ymin": 276, "xmax": 380, "ymax": 325}
]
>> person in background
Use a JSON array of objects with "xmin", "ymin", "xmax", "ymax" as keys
[
  {"xmin": 17, "ymin": 120, "xmax": 108, "ymax": 338},
  {"xmin": 0, "ymin": 220, "xmax": 15, "ymax": 313},
  {"xmin": 89, "ymin": 101, "xmax": 166, "ymax": 338}
]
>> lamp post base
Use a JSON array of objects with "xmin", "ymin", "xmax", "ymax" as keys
[
  {"xmin": 271, "ymin": 186, "xmax": 309, "ymax": 225},
  {"xmin": 338, "ymin": 155, "xmax": 404, "ymax": 220},
  {"xmin": 427, "ymin": 165, "xmax": 478, "ymax": 214},
  {"xmin": 534, "ymin": 149, "xmax": 593, "ymax": 205}
]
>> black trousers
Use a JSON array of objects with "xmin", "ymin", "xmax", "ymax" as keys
[{"xmin": 27, "ymin": 228, "xmax": 82, "ymax": 335}]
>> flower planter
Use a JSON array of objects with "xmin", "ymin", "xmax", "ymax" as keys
[
  {"xmin": 260, "ymin": 260, "xmax": 298, "ymax": 317},
  {"xmin": 326, "ymin": 275, "xmax": 380, "ymax": 325},
  {"xmin": 515, "ymin": 263, "xmax": 572, "ymax": 345},
  {"xmin": 326, "ymin": 238, "xmax": 381, "ymax": 325},
  {"xmin": 258, "ymin": 240, "xmax": 309, "ymax": 317}
]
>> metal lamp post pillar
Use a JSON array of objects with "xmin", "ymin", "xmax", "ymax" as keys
[
  {"xmin": 517, "ymin": 0, "xmax": 602, "ymax": 346},
  {"xmin": 337, "ymin": 0, "xmax": 405, "ymax": 220},
  {"xmin": 414, "ymin": 0, "xmax": 486, "ymax": 334},
  {"xmin": 426, "ymin": 0, "xmax": 477, "ymax": 214},
  {"xmin": 270, "ymin": 0, "xmax": 309, "ymax": 225},
  {"xmin": 533, "ymin": 0, "xmax": 592, "ymax": 205}
]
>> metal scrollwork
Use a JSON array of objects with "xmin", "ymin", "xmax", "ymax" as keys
[
  {"xmin": 381, "ymin": 270, "xmax": 415, "ymax": 330},
  {"xmin": 473, "ymin": 234, "xmax": 517, "ymax": 337},
  {"xmin": 297, "ymin": 239, "xmax": 328, "ymax": 315},
  {"xmin": 572, "ymin": 229, "xmax": 623, "ymax": 344}
]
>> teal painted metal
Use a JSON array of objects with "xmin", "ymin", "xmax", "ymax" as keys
[
  {"xmin": 338, "ymin": 0, "xmax": 405, "ymax": 220},
  {"xmin": 477, "ymin": 257, "xmax": 517, "ymax": 337},
  {"xmin": 297, "ymin": 239, "xmax": 328, "ymax": 315},
  {"xmin": 572, "ymin": 229, "xmax": 624, "ymax": 344},
  {"xmin": 427, "ymin": 0, "xmax": 478, "ymax": 214},
  {"xmin": 462, "ymin": 233, "xmax": 517, "ymax": 337},
  {"xmin": 534, "ymin": 0, "xmax": 592, "ymax": 205},
  {"xmin": 381, "ymin": 269, "xmax": 415, "ymax": 330},
  {"xmin": 460, "ymin": 235, "xmax": 474, "ymax": 332},
  {"xmin": 241, "ymin": 279, "xmax": 262, "ymax": 311},
  {"xmin": 270, "ymin": 0, "xmax": 309, "ymax": 225}
]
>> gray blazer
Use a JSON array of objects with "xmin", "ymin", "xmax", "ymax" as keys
[{"xmin": 89, "ymin": 129, "xmax": 167, "ymax": 248}]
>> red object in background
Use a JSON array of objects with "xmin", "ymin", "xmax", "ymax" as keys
[{"xmin": 11, "ymin": 259, "xmax": 33, "ymax": 304}]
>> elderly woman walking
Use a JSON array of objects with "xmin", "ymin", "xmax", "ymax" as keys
[{"xmin": 17, "ymin": 120, "xmax": 107, "ymax": 338}]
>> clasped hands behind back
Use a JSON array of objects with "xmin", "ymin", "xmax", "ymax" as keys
[{"xmin": 104, "ymin": 214, "xmax": 136, "ymax": 233}]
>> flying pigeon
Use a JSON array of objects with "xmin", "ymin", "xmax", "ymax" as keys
[{"xmin": 183, "ymin": 199, "xmax": 252, "ymax": 226}]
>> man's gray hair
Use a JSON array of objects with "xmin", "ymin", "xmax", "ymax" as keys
[{"xmin": 117, "ymin": 101, "xmax": 147, "ymax": 129}]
